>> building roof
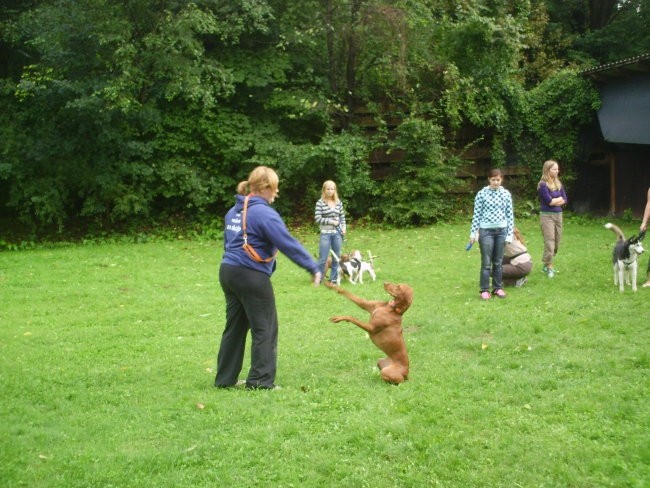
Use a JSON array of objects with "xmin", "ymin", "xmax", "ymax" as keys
[{"xmin": 580, "ymin": 52, "xmax": 650, "ymax": 82}]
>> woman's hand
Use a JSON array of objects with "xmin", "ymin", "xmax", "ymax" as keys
[
  {"xmin": 551, "ymin": 197, "xmax": 565, "ymax": 206},
  {"xmin": 312, "ymin": 271, "xmax": 322, "ymax": 287}
]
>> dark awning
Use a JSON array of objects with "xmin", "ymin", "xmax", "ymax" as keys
[
  {"xmin": 580, "ymin": 54, "xmax": 650, "ymax": 145},
  {"xmin": 597, "ymin": 74, "xmax": 650, "ymax": 145}
]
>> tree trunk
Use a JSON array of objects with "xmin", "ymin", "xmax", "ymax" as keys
[
  {"xmin": 345, "ymin": 0, "xmax": 363, "ymax": 119},
  {"xmin": 589, "ymin": 0, "xmax": 617, "ymax": 30},
  {"xmin": 324, "ymin": 0, "xmax": 338, "ymax": 93}
]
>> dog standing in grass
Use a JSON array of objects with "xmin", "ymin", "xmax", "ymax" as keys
[
  {"xmin": 325, "ymin": 281, "xmax": 413, "ymax": 384},
  {"xmin": 329, "ymin": 249, "xmax": 377, "ymax": 285},
  {"xmin": 605, "ymin": 223, "xmax": 645, "ymax": 292},
  {"xmin": 357, "ymin": 251, "xmax": 377, "ymax": 284}
]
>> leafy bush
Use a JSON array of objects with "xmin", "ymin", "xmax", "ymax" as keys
[
  {"xmin": 516, "ymin": 70, "xmax": 600, "ymax": 172},
  {"xmin": 251, "ymin": 131, "xmax": 375, "ymax": 224},
  {"xmin": 373, "ymin": 117, "xmax": 464, "ymax": 225}
]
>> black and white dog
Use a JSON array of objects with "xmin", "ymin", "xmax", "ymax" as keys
[
  {"xmin": 605, "ymin": 223, "xmax": 645, "ymax": 292},
  {"xmin": 329, "ymin": 249, "xmax": 377, "ymax": 285}
]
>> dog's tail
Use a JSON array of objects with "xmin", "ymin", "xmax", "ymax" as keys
[
  {"xmin": 329, "ymin": 249, "xmax": 341, "ymax": 263},
  {"xmin": 605, "ymin": 222, "xmax": 625, "ymax": 241}
]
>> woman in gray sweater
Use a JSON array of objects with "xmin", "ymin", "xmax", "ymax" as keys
[{"xmin": 315, "ymin": 180, "xmax": 347, "ymax": 284}]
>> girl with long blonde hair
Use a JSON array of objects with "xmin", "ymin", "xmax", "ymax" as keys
[
  {"xmin": 315, "ymin": 180, "xmax": 347, "ymax": 283},
  {"xmin": 537, "ymin": 160, "xmax": 567, "ymax": 278}
]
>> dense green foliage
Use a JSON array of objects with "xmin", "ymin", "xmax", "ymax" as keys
[{"xmin": 0, "ymin": 1, "xmax": 648, "ymax": 234}]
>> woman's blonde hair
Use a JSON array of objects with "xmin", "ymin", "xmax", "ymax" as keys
[
  {"xmin": 237, "ymin": 166, "xmax": 279, "ymax": 195},
  {"xmin": 320, "ymin": 180, "xmax": 340, "ymax": 202},
  {"xmin": 513, "ymin": 226, "xmax": 525, "ymax": 244},
  {"xmin": 537, "ymin": 160, "xmax": 562, "ymax": 191}
]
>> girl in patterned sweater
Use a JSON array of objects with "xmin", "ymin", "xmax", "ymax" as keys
[
  {"xmin": 315, "ymin": 180, "xmax": 347, "ymax": 284},
  {"xmin": 469, "ymin": 168, "xmax": 514, "ymax": 300}
]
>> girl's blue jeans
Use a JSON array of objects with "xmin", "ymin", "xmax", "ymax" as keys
[
  {"xmin": 478, "ymin": 227, "xmax": 506, "ymax": 292},
  {"xmin": 318, "ymin": 232, "xmax": 343, "ymax": 282}
]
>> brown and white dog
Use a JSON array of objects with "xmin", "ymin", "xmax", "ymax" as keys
[
  {"xmin": 329, "ymin": 249, "xmax": 377, "ymax": 285},
  {"xmin": 327, "ymin": 250, "xmax": 354, "ymax": 285},
  {"xmin": 325, "ymin": 281, "xmax": 413, "ymax": 384},
  {"xmin": 605, "ymin": 223, "xmax": 645, "ymax": 292}
]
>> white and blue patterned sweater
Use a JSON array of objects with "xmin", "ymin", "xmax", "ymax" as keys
[{"xmin": 469, "ymin": 185, "xmax": 514, "ymax": 241}]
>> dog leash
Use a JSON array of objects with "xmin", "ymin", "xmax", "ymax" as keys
[{"xmin": 336, "ymin": 224, "xmax": 346, "ymax": 242}]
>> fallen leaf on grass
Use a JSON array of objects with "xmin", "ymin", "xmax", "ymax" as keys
[{"xmin": 196, "ymin": 403, "xmax": 205, "ymax": 410}]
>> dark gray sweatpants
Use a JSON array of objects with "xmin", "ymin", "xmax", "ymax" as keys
[{"xmin": 215, "ymin": 263, "xmax": 278, "ymax": 388}]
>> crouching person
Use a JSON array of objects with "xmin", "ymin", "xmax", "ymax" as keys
[{"xmin": 503, "ymin": 227, "xmax": 533, "ymax": 287}]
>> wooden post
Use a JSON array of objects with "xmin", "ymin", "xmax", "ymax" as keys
[{"xmin": 609, "ymin": 153, "xmax": 616, "ymax": 215}]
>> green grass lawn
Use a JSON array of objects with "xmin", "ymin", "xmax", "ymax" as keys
[{"xmin": 1, "ymin": 219, "xmax": 648, "ymax": 487}]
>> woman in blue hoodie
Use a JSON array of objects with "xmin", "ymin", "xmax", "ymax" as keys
[{"xmin": 215, "ymin": 166, "xmax": 322, "ymax": 390}]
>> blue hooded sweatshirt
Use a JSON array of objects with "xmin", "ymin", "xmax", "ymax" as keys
[{"xmin": 221, "ymin": 194, "xmax": 319, "ymax": 276}]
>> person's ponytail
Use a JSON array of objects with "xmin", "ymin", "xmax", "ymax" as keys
[{"xmin": 237, "ymin": 180, "xmax": 249, "ymax": 195}]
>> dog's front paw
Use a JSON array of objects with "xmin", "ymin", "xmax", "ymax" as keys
[
  {"xmin": 324, "ymin": 281, "xmax": 340, "ymax": 291},
  {"xmin": 329, "ymin": 316, "xmax": 343, "ymax": 323}
]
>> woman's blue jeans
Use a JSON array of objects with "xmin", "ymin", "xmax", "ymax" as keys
[
  {"xmin": 318, "ymin": 232, "xmax": 343, "ymax": 282},
  {"xmin": 478, "ymin": 227, "xmax": 506, "ymax": 292}
]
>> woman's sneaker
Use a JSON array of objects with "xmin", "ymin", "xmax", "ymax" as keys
[
  {"xmin": 493, "ymin": 288, "xmax": 506, "ymax": 298},
  {"xmin": 515, "ymin": 277, "xmax": 528, "ymax": 287},
  {"xmin": 543, "ymin": 265, "xmax": 556, "ymax": 278},
  {"xmin": 480, "ymin": 291, "xmax": 491, "ymax": 300}
]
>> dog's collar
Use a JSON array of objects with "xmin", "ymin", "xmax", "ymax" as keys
[
  {"xmin": 389, "ymin": 299, "xmax": 403, "ymax": 314},
  {"xmin": 623, "ymin": 256, "xmax": 638, "ymax": 267},
  {"xmin": 623, "ymin": 249, "xmax": 641, "ymax": 266}
]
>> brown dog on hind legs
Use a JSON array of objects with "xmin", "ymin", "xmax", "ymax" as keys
[{"xmin": 325, "ymin": 281, "xmax": 413, "ymax": 384}]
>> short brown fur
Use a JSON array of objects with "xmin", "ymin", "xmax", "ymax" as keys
[{"xmin": 325, "ymin": 281, "xmax": 413, "ymax": 384}]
